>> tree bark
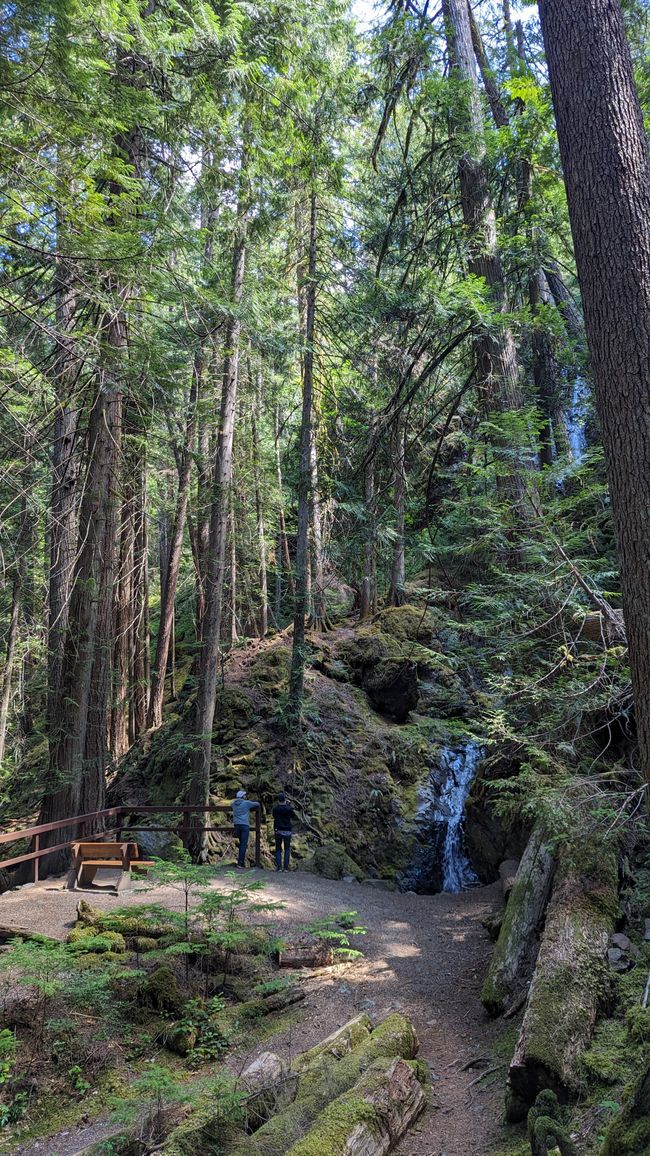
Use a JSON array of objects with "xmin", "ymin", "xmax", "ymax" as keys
[
  {"xmin": 538, "ymin": 0, "xmax": 650, "ymax": 794},
  {"xmin": 506, "ymin": 847, "xmax": 617, "ymax": 1119},
  {"xmin": 443, "ymin": 0, "xmax": 527, "ymax": 520},
  {"xmin": 252, "ymin": 370, "xmax": 269, "ymax": 637},
  {"xmin": 48, "ymin": 256, "xmax": 80, "ymax": 737},
  {"xmin": 185, "ymin": 164, "xmax": 248, "ymax": 858},
  {"xmin": 0, "ymin": 575, "xmax": 20, "ymax": 766},
  {"xmin": 274, "ymin": 405, "xmax": 294, "ymax": 616},
  {"xmin": 148, "ymin": 352, "xmax": 201, "ymax": 729},
  {"xmin": 288, "ymin": 192, "xmax": 318, "ymax": 727},
  {"xmin": 481, "ymin": 829, "xmax": 555, "ymax": 1017},
  {"xmin": 388, "ymin": 418, "xmax": 406, "ymax": 607},
  {"xmin": 131, "ymin": 450, "xmax": 149, "ymax": 741},
  {"xmin": 40, "ymin": 287, "xmax": 126, "ymax": 861}
]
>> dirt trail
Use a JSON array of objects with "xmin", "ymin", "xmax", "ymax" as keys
[{"xmin": 0, "ymin": 870, "xmax": 506, "ymax": 1156}]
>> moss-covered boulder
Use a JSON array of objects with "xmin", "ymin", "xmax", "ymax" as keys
[
  {"xmin": 140, "ymin": 966, "xmax": 184, "ymax": 1015},
  {"xmin": 67, "ymin": 928, "xmax": 127, "ymax": 954},
  {"xmin": 249, "ymin": 645, "xmax": 292, "ymax": 694},
  {"xmin": 338, "ymin": 629, "xmax": 418, "ymax": 723},
  {"xmin": 371, "ymin": 605, "xmax": 434, "ymax": 643},
  {"xmin": 300, "ymin": 844, "xmax": 365, "ymax": 882}
]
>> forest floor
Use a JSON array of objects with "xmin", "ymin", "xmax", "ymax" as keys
[{"xmin": 0, "ymin": 869, "xmax": 512, "ymax": 1156}]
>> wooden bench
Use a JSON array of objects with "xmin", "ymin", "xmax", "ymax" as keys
[{"xmin": 68, "ymin": 841, "xmax": 150, "ymax": 892}]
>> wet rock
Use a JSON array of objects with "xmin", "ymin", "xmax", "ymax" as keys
[
  {"xmin": 611, "ymin": 932, "xmax": 631, "ymax": 951},
  {"xmin": 361, "ymin": 878, "xmax": 397, "ymax": 891},
  {"xmin": 300, "ymin": 844, "xmax": 365, "ymax": 882},
  {"xmin": 608, "ymin": 947, "xmax": 623, "ymax": 963}
]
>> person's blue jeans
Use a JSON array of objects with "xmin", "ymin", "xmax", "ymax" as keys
[
  {"xmin": 274, "ymin": 832, "xmax": 291, "ymax": 871},
  {"xmin": 234, "ymin": 824, "xmax": 249, "ymax": 867}
]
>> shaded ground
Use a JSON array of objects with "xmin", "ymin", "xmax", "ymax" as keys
[{"xmin": 0, "ymin": 869, "xmax": 507, "ymax": 1156}]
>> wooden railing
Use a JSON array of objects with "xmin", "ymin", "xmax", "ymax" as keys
[{"xmin": 0, "ymin": 805, "xmax": 262, "ymax": 883}]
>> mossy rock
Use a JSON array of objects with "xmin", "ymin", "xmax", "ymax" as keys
[
  {"xmin": 131, "ymin": 936, "xmax": 158, "ymax": 953},
  {"xmin": 68, "ymin": 930, "xmax": 126, "ymax": 954},
  {"xmin": 338, "ymin": 630, "xmax": 418, "ymax": 723},
  {"xmin": 371, "ymin": 605, "xmax": 434, "ymax": 643},
  {"xmin": 165, "ymin": 1024, "xmax": 198, "ymax": 1056},
  {"xmin": 140, "ymin": 965, "xmax": 184, "ymax": 1015},
  {"xmin": 212, "ymin": 688, "xmax": 256, "ymax": 743},
  {"xmin": 249, "ymin": 645, "xmax": 292, "ymax": 693},
  {"xmin": 300, "ymin": 844, "xmax": 365, "ymax": 882},
  {"xmin": 73, "ymin": 951, "xmax": 126, "ymax": 971}
]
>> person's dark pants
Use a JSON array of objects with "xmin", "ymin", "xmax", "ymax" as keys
[
  {"xmin": 274, "ymin": 832, "xmax": 291, "ymax": 871},
  {"xmin": 234, "ymin": 824, "xmax": 250, "ymax": 867}
]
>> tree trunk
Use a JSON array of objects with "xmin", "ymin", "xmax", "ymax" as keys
[
  {"xmin": 185, "ymin": 174, "xmax": 248, "ymax": 858},
  {"xmin": 0, "ymin": 575, "xmax": 20, "ymax": 766},
  {"xmin": 481, "ymin": 829, "xmax": 555, "ymax": 1017},
  {"xmin": 360, "ymin": 402, "xmax": 378, "ymax": 621},
  {"xmin": 288, "ymin": 192, "xmax": 318, "ymax": 727},
  {"xmin": 40, "ymin": 289, "xmax": 126, "ymax": 862},
  {"xmin": 538, "ymin": 0, "xmax": 650, "ymax": 795},
  {"xmin": 443, "ymin": 0, "xmax": 527, "ymax": 518},
  {"xmin": 506, "ymin": 846, "xmax": 617, "ymax": 1120},
  {"xmin": 274, "ymin": 405, "xmax": 294, "ymax": 614},
  {"xmin": 131, "ymin": 451, "xmax": 149, "ymax": 741},
  {"xmin": 109, "ymin": 444, "xmax": 135, "ymax": 760},
  {"xmin": 252, "ymin": 370, "xmax": 269, "ymax": 637},
  {"xmin": 48, "ymin": 258, "xmax": 80, "ymax": 737},
  {"xmin": 388, "ymin": 418, "xmax": 406, "ymax": 607},
  {"xmin": 148, "ymin": 352, "xmax": 201, "ymax": 728}
]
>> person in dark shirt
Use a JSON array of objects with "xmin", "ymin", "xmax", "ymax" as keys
[{"xmin": 272, "ymin": 792, "xmax": 295, "ymax": 872}]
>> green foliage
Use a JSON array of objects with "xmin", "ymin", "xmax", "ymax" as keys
[{"xmin": 307, "ymin": 913, "xmax": 366, "ymax": 960}]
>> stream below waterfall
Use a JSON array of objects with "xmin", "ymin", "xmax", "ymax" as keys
[{"xmin": 399, "ymin": 741, "xmax": 482, "ymax": 894}]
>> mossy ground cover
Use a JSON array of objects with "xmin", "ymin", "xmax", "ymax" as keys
[{"xmin": 0, "ymin": 867, "xmax": 355, "ymax": 1153}]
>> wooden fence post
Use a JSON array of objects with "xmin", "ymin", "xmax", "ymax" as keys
[{"xmin": 255, "ymin": 807, "xmax": 261, "ymax": 867}]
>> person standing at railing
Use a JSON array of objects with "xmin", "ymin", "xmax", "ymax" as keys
[
  {"xmin": 272, "ymin": 792, "xmax": 295, "ymax": 873},
  {"xmin": 231, "ymin": 790, "xmax": 260, "ymax": 870}
]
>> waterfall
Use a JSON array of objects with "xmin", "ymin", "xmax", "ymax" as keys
[
  {"xmin": 567, "ymin": 374, "xmax": 589, "ymax": 460},
  {"xmin": 439, "ymin": 744, "xmax": 481, "ymax": 892},
  {"xmin": 399, "ymin": 741, "xmax": 481, "ymax": 894}
]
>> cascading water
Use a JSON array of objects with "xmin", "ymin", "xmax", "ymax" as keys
[
  {"xmin": 567, "ymin": 374, "xmax": 589, "ymax": 460},
  {"xmin": 399, "ymin": 741, "xmax": 482, "ymax": 894}
]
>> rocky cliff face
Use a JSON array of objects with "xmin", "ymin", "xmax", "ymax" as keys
[{"xmin": 112, "ymin": 604, "xmax": 514, "ymax": 890}]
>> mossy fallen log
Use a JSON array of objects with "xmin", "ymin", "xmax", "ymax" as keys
[
  {"xmin": 481, "ymin": 829, "xmax": 555, "ymax": 1018},
  {"xmin": 292, "ymin": 1013, "xmax": 373, "ymax": 1069},
  {"xmin": 506, "ymin": 846, "xmax": 618, "ymax": 1121},
  {"xmin": 601, "ymin": 1063, "xmax": 650, "ymax": 1155},
  {"xmin": 285, "ymin": 1055, "xmax": 427, "ymax": 1156},
  {"xmin": 226, "ymin": 1013, "xmax": 419, "ymax": 1156}
]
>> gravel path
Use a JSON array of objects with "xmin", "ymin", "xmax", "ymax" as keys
[{"xmin": 0, "ymin": 870, "xmax": 505, "ymax": 1156}]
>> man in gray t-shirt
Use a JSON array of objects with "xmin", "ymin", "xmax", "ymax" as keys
[{"xmin": 231, "ymin": 789, "xmax": 260, "ymax": 868}]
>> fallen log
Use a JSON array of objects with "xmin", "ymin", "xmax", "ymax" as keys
[
  {"xmin": 0, "ymin": 924, "xmax": 60, "ymax": 945},
  {"xmin": 498, "ymin": 858, "xmax": 520, "ymax": 900},
  {"xmin": 227, "ymin": 1013, "xmax": 419, "ymax": 1156},
  {"xmin": 482, "ymin": 829, "xmax": 555, "ymax": 1017},
  {"xmin": 241, "ymin": 1051, "xmax": 298, "ymax": 1131},
  {"xmin": 286, "ymin": 1056, "xmax": 427, "ymax": 1156},
  {"xmin": 292, "ymin": 1013, "xmax": 372, "ymax": 1069},
  {"xmin": 279, "ymin": 943, "xmax": 334, "ymax": 969},
  {"xmin": 506, "ymin": 846, "xmax": 618, "ymax": 1121}
]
